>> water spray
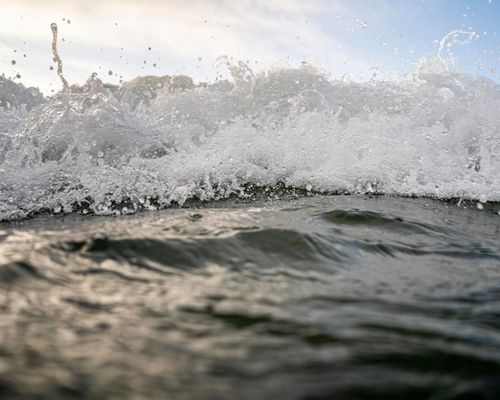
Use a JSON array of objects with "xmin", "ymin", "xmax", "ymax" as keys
[{"xmin": 50, "ymin": 22, "xmax": 69, "ymax": 90}]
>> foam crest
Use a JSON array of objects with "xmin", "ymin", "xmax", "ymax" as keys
[{"xmin": 0, "ymin": 58, "xmax": 499, "ymax": 220}]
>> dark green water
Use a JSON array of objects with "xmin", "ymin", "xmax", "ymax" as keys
[{"xmin": 1, "ymin": 195, "xmax": 500, "ymax": 399}]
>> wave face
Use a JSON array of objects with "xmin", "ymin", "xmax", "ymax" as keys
[{"xmin": 1, "ymin": 60, "xmax": 499, "ymax": 220}]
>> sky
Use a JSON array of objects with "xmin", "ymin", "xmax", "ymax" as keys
[{"xmin": 0, "ymin": 0, "xmax": 498, "ymax": 94}]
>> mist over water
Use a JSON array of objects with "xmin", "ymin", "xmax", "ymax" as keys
[{"xmin": 0, "ymin": 27, "xmax": 499, "ymax": 221}]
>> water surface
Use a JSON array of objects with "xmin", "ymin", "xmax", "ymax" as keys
[{"xmin": 1, "ymin": 195, "xmax": 500, "ymax": 399}]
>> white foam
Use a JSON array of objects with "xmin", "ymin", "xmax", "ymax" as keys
[{"xmin": 0, "ymin": 59, "xmax": 499, "ymax": 220}]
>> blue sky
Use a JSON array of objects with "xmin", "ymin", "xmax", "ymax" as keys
[
  {"xmin": 341, "ymin": 0, "xmax": 499, "ymax": 75},
  {"xmin": 0, "ymin": 0, "xmax": 498, "ymax": 93}
]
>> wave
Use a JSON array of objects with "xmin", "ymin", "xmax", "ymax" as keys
[{"xmin": 1, "ymin": 54, "xmax": 499, "ymax": 220}]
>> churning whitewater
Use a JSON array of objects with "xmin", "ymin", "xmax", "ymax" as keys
[{"xmin": 1, "ymin": 38, "xmax": 499, "ymax": 220}]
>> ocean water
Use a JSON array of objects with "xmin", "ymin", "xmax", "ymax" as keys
[
  {"xmin": 1, "ymin": 196, "xmax": 500, "ymax": 399},
  {"xmin": 1, "ymin": 38, "xmax": 500, "ymax": 398}
]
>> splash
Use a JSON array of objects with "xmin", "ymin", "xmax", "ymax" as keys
[
  {"xmin": 50, "ymin": 23, "xmax": 69, "ymax": 90},
  {"xmin": 416, "ymin": 30, "xmax": 479, "ymax": 75},
  {"xmin": 0, "ymin": 30, "xmax": 499, "ymax": 220},
  {"xmin": 438, "ymin": 30, "xmax": 479, "ymax": 59}
]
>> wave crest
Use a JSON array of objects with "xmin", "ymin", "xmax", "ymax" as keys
[{"xmin": 1, "ymin": 60, "xmax": 499, "ymax": 220}]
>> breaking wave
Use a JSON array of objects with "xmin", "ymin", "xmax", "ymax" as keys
[{"xmin": 1, "ymin": 51, "xmax": 499, "ymax": 220}]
